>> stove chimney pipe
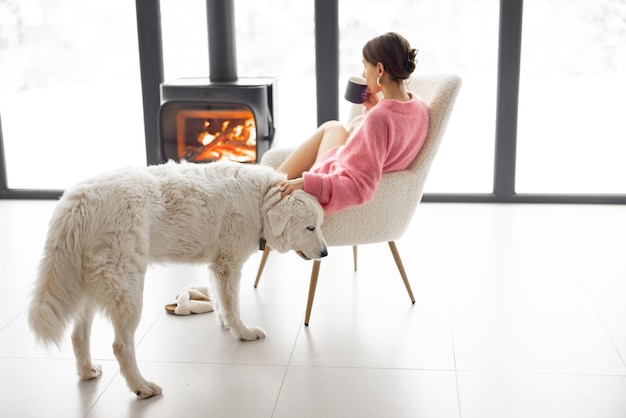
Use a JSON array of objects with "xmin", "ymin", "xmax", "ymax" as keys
[{"xmin": 206, "ymin": 0, "xmax": 238, "ymax": 82}]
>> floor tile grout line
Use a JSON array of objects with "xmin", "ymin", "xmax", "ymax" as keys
[
  {"xmin": 445, "ymin": 268, "xmax": 464, "ymax": 418},
  {"xmin": 0, "ymin": 306, "xmax": 27, "ymax": 334},
  {"xmin": 270, "ymin": 312, "xmax": 305, "ymax": 418},
  {"xmin": 597, "ymin": 313, "xmax": 626, "ymax": 370},
  {"xmin": 83, "ymin": 369, "xmax": 122, "ymax": 418},
  {"xmin": 453, "ymin": 369, "xmax": 626, "ymax": 378},
  {"xmin": 571, "ymin": 265, "xmax": 626, "ymax": 370}
]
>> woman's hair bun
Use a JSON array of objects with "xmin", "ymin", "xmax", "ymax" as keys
[{"xmin": 405, "ymin": 48, "xmax": 418, "ymax": 74}]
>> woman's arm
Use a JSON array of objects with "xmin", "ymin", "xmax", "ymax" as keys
[{"xmin": 301, "ymin": 111, "xmax": 388, "ymax": 214}]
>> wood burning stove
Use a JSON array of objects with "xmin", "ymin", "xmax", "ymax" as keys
[
  {"xmin": 157, "ymin": 0, "xmax": 274, "ymax": 164},
  {"xmin": 159, "ymin": 77, "xmax": 274, "ymax": 163}
]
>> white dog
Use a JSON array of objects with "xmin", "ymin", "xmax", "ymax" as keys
[{"xmin": 28, "ymin": 160, "xmax": 327, "ymax": 398}]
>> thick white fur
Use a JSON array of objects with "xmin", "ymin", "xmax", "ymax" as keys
[{"xmin": 28, "ymin": 160, "xmax": 327, "ymax": 398}]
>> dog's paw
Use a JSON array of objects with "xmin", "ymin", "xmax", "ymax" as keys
[
  {"xmin": 237, "ymin": 326, "xmax": 266, "ymax": 341},
  {"xmin": 134, "ymin": 381, "xmax": 163, "ymax": 399},
  {"xmin": 215, "ymin": 311, "xmax": 229, "ymax": 329},
  {"xmin": 79, "ymin": 364, "xmax": 102, "ymax": 380}
]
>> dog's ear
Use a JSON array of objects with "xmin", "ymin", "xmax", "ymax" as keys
[{"xmin": 267, "ymin": 205, "xmax": 289, "ymax": 236}]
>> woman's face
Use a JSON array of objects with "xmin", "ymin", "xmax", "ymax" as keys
[{"xmin": 362, "ymin": 59, "xmax": 382, "ymax": 94}]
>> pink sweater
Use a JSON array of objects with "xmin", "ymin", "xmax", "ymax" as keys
[{"xmin": 303, "ymin": 93, "xmax": 429, "ymax": 214}]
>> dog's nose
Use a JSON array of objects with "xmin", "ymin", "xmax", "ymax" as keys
[{"xmin": 320, "ymin": 247, "xmax": 328, "ymax": 258}]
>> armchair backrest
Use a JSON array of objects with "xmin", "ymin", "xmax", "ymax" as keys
[{"xmin": 321, "ymin": 74, "xmax": 461, "ymax": 246}]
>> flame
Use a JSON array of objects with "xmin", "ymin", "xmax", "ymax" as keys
[
  {"xmin": 199, "ymin": 132, "xmax": 216, "ymax": 146},
  {"xmin": 182, "ymin": 114, "xmax": 257, "ymax": 163}
]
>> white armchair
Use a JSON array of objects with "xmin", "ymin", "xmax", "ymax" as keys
[{"xmin": 255, "ymin": 74, "xmax": 461, "ymax": 325}]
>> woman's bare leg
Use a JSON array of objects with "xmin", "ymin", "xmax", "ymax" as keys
[
  {"xmin": 315, "ymin": 121, "xmax": 350, "ymax": 162},
  {"xmin": 277, "ymin": 121, "xmax": 349, "ymax": 179}
]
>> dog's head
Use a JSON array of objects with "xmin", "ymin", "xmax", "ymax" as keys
[{"xmin": 262, "ymin": 187, "xmax": 328, "ymax": 260}]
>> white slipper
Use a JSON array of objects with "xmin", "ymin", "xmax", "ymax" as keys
[{"xmin": 165, "ymin": 286, "xmax": 214, "ymax": 315}]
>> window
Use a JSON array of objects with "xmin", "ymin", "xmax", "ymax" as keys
[
  {"xmin": 2, "ymin": 0, "xmax": 624, "ymax": 202},
  {"xmin": 517, "ymin": 0, "xmax": 626, "ymax": 194},
  {"xmin": 0, "ymin": 0, "xmax": 144, "ymax": 190},
  {"xmin": 338, "ymin": 0, "xmax": 500, "ymax": 193}
]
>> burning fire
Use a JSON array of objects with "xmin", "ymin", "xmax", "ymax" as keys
[
  {"xmin": 177, "ymin": 108, "xmax": 257, "ymax": 163},
  {"xmin": 190, "ymin": 118, "xmax": 256, "ymax": 162}
]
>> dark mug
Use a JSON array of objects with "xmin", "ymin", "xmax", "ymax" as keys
[{"xmin": 344, "ymin": 76, "xmax": 368, "ymax": 104}]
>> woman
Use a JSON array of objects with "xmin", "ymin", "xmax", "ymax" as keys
[{"xmin": 277, "ymin": 32, "xmax": 429, "ymax": 214}]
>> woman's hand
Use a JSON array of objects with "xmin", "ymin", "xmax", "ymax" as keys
[
  {"xmin": 276, "ymin": 178, "xmax": 304, "ymax": 199},
  {"xmin": 362, "ymin": 89, "xmax": 380, "ymax": 111}
]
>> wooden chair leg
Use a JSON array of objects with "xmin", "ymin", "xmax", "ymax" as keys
[
  {"xmin": 388, "ymin": 241, "xmax": 415, "ymax": 304},
  {"xmin": 304, "ymin": 260, "xmax": 321, "ymax": 326},
  {"xmin": 352, "ymin": 245, "xmax": 358, "ymax": 271},
  {"xmin": 253, "ymin": 246, "xmax": 272, "ymax": 288}
]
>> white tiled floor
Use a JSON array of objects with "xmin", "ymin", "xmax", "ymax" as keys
[{"xmin": 1, "ymin": 200, "xmax": 625, "ymax": 417}]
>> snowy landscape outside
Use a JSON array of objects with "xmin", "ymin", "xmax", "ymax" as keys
[{"xmin": 0, "ymin": 0, "xmax": 624, "ymax": 194}]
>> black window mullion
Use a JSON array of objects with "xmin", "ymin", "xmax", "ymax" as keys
[
  {"xmin": 0, "ymin": 115, "xmax": 7, "ymax": 197},
  {"xmin": 136, "ymin": 0, "xmax": 164, "ymax": 166},
  {"xmin": 493, "ymin": 0, "xmax": 523, "ymax": 202},
  {"xmin": 314, "ymin": 0, "xmax": 339, "ymax": 125}
]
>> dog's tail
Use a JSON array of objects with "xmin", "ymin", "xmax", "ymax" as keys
[{"xmin": 28, "ymin": 197, "xmax": 85, "ymax": 347}]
